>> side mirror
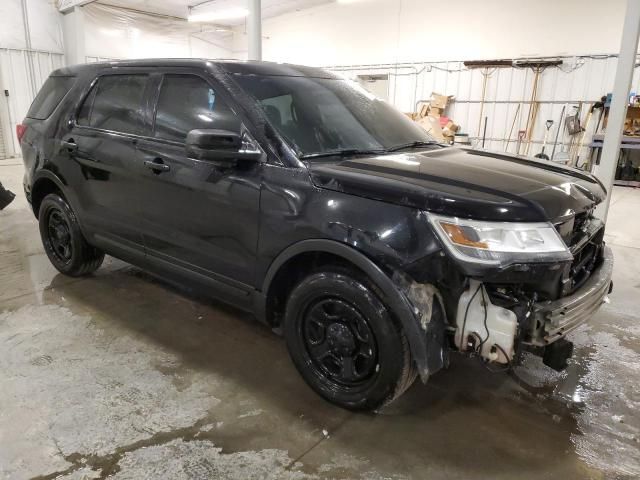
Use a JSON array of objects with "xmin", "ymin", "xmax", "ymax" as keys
[{"xmin": 186, "ymin": 129, "xmax": 262, "ymax": 165}]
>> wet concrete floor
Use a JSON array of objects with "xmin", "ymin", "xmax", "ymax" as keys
[{"xmin": 0, "ymin": 159, "xmax": 639, "ymax": 479}]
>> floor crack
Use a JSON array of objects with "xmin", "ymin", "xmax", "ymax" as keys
[
  {"xmin": 282, "ymin": 415, "xmax": 352, "ymax": 474},
  {"xmin": 30, "ymin": 415, "xmax": 217, "ymax": 480}
]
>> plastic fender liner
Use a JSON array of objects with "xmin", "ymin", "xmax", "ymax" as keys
[{"xmin": 392, "ymin": 271, "xmax": 449, "ymax": 380}]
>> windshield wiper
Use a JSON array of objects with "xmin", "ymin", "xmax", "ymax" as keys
[
  {"xmin": 385, "ymin": 141, "xmax": 441, "ymax": 152},
  {"xmin": 300, "ymin": 148, "xmax": 386, "ymax": 160}
]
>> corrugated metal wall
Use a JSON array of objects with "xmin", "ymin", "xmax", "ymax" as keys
[
  {"xmin": 329, "ymin": 55, "xmax": 636, "ymax": 163},
  {"xmin": 0, "ymin": 51, "xmax": 635, "ymax": 163},
  {"xmin": 0, "ymin": 48, "xmax": 64, "ymax": 158},
  {"xmin": 0, "ymin": 114, "xmax": 6, "ymax": 159}
]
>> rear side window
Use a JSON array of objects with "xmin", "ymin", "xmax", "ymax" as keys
[
  {"xmin": 77, "ymin": 74, "xmax": 148, "ymax": 135},
  {"xmin": 153, "ymin": 74, "xmax": 239, "ymax": 143},
  {"xmin": 27, "ymin": 76, "xmax": 75, "ymax": 120}
]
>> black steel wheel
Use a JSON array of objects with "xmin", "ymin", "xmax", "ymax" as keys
[
  {"xmin": 303, "ymin": 298, "xmax": 378, "ymax": 386},
  {"xmin": 284, "ymin": 268, "xmax": 416, "ymax": 411},
  {"xmin": 39, "ymin": 193, "xmax": 104, "ymax": 277},
  {"xmin": 46, "ymin": 210, "xmax": 73, "ymax": 264}
]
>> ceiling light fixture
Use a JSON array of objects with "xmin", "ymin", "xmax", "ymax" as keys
[{"xmin": 187, "ymin": 7, "xmax": 250, "ymax": 22}]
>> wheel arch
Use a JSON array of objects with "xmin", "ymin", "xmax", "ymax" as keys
[
  {"xmin": 259, "ymin": 239, "xmax": 435, "ymax": 379},
  {"xmin": 30, "ymin": 171, "xmax": 67, "ymax": 219}
]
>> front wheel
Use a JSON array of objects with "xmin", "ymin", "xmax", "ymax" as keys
[
  {"xmin": 284, "ymin": 269, "xmax": 416, "ymax": 411},
  {"xmin": 39, "ymin": 193, "xmax": 104, "ymax": 277}
]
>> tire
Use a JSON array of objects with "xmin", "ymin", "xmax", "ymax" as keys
[
  {"xmin": 284, "ymin": 268, "xmax": 417, "ymax": 411},
  {"xmin": 38, "ymin": 193, "xmax": 104, "ymax": 277}
]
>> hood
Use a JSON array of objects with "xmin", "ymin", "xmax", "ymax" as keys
[{"xmin": 307, "ymin": 147, "xmax": 606, "ymax": 222}]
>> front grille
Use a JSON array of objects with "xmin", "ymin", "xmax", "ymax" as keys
[
  {"xmin": 571, "ymin": 211, "xmax": 590, "ymax": 245},
  {"xmin": 554, "ymin": 209, "xmax": 597, "ymax": 249},
  {"xmin": 562, "ymin": 215, "xmax": 604, "ymax": 296}
]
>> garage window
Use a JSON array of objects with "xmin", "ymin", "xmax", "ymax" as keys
[
  {"xmin": 27, "ymin": 76, "xmax": 75, "ymax": 120},
  {"xmin": 77, "ymin": 74, "xmax": 148, "ymax": 135},
  {"xmin": 153, "ymin": 74, "xmax": 239, "ymax": 143}
]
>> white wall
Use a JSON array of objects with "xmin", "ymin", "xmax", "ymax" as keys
[
  {"xmin": 0, "ymin": 0, "xmax": 63, "ymax": 52},
  {"xmin": 82, "ymin": 3, "xmax": 233, "ymax": 62},
  {"xmin": 0, "ymin": 0, "xmax": 64, "ymax": 158},
  {"xmin": 233, "ymin": 0, "xmax": 627, "ymax": 64},
  {"xmin": 0, "ymin": 0, "xmax": 631, "ymax": 161},
  {"xmin": 229, "ymin": 0, "xmax": 631, "ymax": 163},
  {"xmin": 0, "ymin": 0, "xmax": 233, "ymax": 158}
]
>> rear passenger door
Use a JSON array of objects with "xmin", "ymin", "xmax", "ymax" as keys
[
  {"xmin": 135, "ymin": 72, "xmax": 262, "ymax": 293},
  {"xmin": 65, "ymin": 72, "xmax": 152, "ymax": 256}
]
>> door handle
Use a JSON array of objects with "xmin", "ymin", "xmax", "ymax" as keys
[
  {"xmin": 61, "ymin": 139, "xmax": 77, "ymax": 153},
  {"xmin": 144, "ymin": 159, "xmax": 170, "ymax": 173}
]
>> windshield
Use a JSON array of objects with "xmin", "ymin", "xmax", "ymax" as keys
[{"xmin": 232, "ymin": 74, "xmax": 437, "ymax": 158}]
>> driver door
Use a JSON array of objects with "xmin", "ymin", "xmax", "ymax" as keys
[{"xmin": 136, "ymin": 71, "xmax": 262, "ymax": 293}]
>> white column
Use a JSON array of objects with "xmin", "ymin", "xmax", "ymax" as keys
[
  {"xmin": 62, "ymin": 7, "xmax": 86, "ymax": 66},
  {"xmin": 247, "ymin": 0, "xmax": 262, "ymax": 61},
  {"xmin": 594, "ymin": 0, "xmax": 640, "ymax": 221}
]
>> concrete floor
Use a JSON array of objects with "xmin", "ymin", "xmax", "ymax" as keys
[{"xmin": 1, "ymin": 158, "xmax": 639, "ymax": 480}]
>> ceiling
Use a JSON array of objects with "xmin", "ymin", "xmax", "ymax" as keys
[{"xmin": 96, "ymin": 0, "xmax": 334, "ymax": 24}]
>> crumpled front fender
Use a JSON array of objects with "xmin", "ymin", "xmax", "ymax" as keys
[{"xmin": 261, "ymin": 239, "xmax": 449, "ymax": 382}]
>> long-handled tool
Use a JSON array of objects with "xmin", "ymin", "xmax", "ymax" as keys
[
  {"xmin": 504, "ymin": 104, "xmax": 521, "ymax": 153},
  {"xmin": 550, "ymin": 104, "xmax": 567, "ymax": 160},
  {"xmin": 557, "ymin": 104, "xmax": 581, "ymax": 164},
  {"xmin": 516, "ymin": 130, "xmax": 526, "ymax": 155},
  {"xmin": 482, "ymin": 116, "xmax": 488, "ymax": 148},
  {"xmin": 534, "ymin": 120, "xmax": 554, "ymax": 160},
  {"xmin": 477, "ymin": 69, "xmax": 491, "ymax": 139},
  {"xmin": 594, "ymin": 96, "xmax": 607, "ymax": 133},
  {"xmin": 523, "ymin": 68, "xmax": 542, "ymax": 155},
  {"xmin": 574, "ymin": 101, "xmax": 604, "ymax": 170}
]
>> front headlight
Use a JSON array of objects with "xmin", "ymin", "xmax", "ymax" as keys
[{"xmin": 428, "ymin": 213, "xmax": 572, "ymax": 266}]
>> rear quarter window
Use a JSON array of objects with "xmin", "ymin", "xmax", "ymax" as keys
[
  {"xmin": 76, "ymin": 74, "xmax": 148, "ymax": 135},
  {"xmin": 26, "ymin": 76, "xmax": 75, "ymax": 120}
]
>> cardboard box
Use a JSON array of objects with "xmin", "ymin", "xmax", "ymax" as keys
[
  {"xmin": 428, "ymin": 106, "xmax": 442, "ymax": 118},
  {"xmin": 442, "ymin": 120, "xmax": 460, "ymax": 136},
  {"xmin": 418, "ymin": 103, "xmax": 430, "ymax": 118},
  {"xmin": 417, "ymin": 115, "xmax": 445, "ymax": 141},
  {"xmin": 430, "ymin": 92, "xmax": 453, "ymax": 110}
]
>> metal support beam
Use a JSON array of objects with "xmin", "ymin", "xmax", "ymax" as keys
[
  {"xmin": 62, "ymin": 6, "xmax": 86, "ymax": 66},
  {"xmin": 594, "ymin": 0, "xmax": 640, "ymax": 221},
  {"xmin": 248, "ymin": 0, "xmax": 262, "ymax": 61}
]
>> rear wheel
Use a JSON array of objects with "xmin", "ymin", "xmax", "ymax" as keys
[
  {"xmin": 284, "ymin": 269, "xmax": 416, "ymax": 411},
  {"xmin": 39, "ymin": 194, "xmax": 104, "ymax": 276}
]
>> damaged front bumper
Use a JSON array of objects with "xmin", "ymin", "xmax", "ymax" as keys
[
  {"xmin": 392, "ymin": 245, "xmax": 613, "ymax": 379},
  {"xmin": 452, "ymin": 245, "xmax": 613, "ymax": 368},
  {"xmin": 526, "ymin": 245, "xmax": 614, "ymax": 347}
]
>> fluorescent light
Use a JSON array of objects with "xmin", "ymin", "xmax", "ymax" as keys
[{"xmin": 188, "ymin": 7, "xmax": 249, "ymax": 22}]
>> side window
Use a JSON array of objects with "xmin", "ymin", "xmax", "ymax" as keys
[
  {"xmin": 259, "ymin": 94, "xmax": 293, "ymax": 128},
  {"xmin": 76, "ymin": 74, "xmax": 148, "ymax": 135},
  {"xmin": 153, "ymin": 74, "xmax": 239, "ymax": 143},
  {"xmin": 27, "ymin": 76, "xmax": 75, "ymax": 120}
]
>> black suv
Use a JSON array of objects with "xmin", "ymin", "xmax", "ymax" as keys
[{"xmin": 19, "ymin": 59, "xmax": 613, "ymax": 410}]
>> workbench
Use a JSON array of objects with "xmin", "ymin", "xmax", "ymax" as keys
[{"xmin": 589, "ymin": 134, "xmax": 640, "ymax": 187}]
